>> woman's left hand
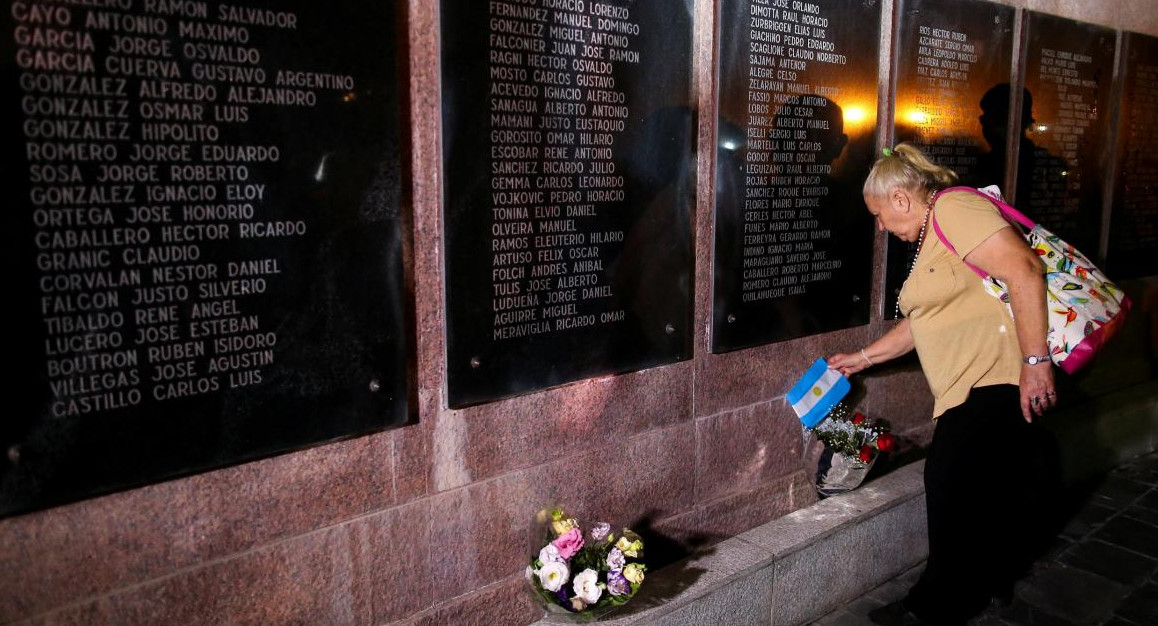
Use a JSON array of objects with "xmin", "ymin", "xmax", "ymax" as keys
[{"xmin": 1019, "ymin": 363, "xmax": 1056, "ymax": 422}]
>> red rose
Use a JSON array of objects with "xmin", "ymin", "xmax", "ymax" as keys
[
  {"xmin": 852, "ymin": 412, "xmax": 866, "ymax": 425},
  {"xmin": 858, "ymin": 445, "xmax": 874, "ymax": 464},
  {"xmin": 875, "ymin": 433, "xmax": 896, "ymax": 453}
]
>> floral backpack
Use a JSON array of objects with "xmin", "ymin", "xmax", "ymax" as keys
[{"xmin": 931, "ymin": 186, "xmax": 1132, "ymax": 374}]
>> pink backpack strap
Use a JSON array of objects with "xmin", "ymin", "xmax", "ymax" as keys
[
  {"xmin": 928, "ymin": 186, "xmax": 1035, "ymax": 278},
  {"xmin": 933, "ymin": 186, "xmax": 1037, "ymax": 229}
]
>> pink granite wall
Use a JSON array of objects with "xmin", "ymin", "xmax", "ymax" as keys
[{"xmin": 2, "ymin": 0, "xmax": 1157, "ymax": 625}]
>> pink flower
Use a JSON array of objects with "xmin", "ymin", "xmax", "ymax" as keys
[{"xmin": 552, "ymin": 528, "xmax": 585, "ymax": 560}]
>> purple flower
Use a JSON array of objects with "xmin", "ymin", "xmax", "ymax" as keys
[
  {"xmin": 606, "ymin": 547, "xmax": 626, "ymax": 571},
  {"xmin": 607, "ymin": 572, "xmax": 632, "ymax": 597},
  {"xmin": 555, "ymin": 585, "xmax": 570, "ymax": 605},
  {"xmin": 590, "ymin": 522, "xmax": 611, "ymax": 542}
]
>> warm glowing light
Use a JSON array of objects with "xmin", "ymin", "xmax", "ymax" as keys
[
  {"xmin": 1036, "ymin": 125, "xmax": 1048, "ymax": 132},
  {"xmin": 722, "ymin": 140, "xmax": 739, "ymax": 151},
  {"xmin": 905, "ymin": 110, "xmax": 928, "ymax": 125},
  {"xmin": 844, "ymin": 106, "xmax": 868, "ymax": 124}
]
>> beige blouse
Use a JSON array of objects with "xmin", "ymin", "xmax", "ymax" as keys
[{"xmin": 898, "ymin": 190, "xmax": 1023, "ymax": 418}]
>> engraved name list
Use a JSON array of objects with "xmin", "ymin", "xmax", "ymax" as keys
[{"xmin": 13, "ymin": 0, "xmax": 344, "ymax": 418}]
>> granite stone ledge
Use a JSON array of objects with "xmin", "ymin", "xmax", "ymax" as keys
[
  {"xmin": 529, "ymin": 461, "xmax": 928, "ymax": 626},
  {"xmin": 535, "ymin": 538, "xmax": 775, "ymax": 626}
]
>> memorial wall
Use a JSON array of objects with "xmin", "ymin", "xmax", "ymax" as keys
[
  {"xmin": 885, "ymin": 0, "xmax": 1014, "ymax": 316},
  {"xmin": 1018, "ymin": 11, "xmax": 1116, "ymax": 257},
  {"xmin": 713, "ymin": 0, "xmax": 879, "ymax": 350},
  {"xmin": 3, "ymin": 0, "xmax": 1155, "ymax": 515},
  {"xmin": 3, "ymin": 0, "xmax": 409, "ymax": 517},
  {"xmin": 1, "ymin": 0, "xmax": 1157, "ymax": 625},
  {"xmin": 1108, "ymin": 32, "xmax": 1158, "ymax": 278},
  {"xmin": 439, "ymin": 0, "xmax": 694, "ymax": 406}
]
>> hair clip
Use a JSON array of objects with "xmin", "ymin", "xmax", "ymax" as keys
[{"xmin": 882, "ymin": 147, "xmax": 895, "ymax": 157}]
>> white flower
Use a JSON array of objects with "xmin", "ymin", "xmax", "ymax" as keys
[
  {"xmin": 538, "ymin": 543, "xmax": 563, "ymax": 564},
  {"xmin": 536, "ymin": 561, "xmax": 569, "ymax": 592},
  {"xmin": 573, "ymin": 568, "xmax": 602, "ymax": 605},
  {"xmin": 525, "ymin": 565, "xmax": 534, "ymax": 582}
]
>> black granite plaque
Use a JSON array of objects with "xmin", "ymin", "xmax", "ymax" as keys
[
  {"xmin": 712, "ymin": 0, "xmax": 879, "ymax": 352},
  {"xmin": 441, "ymin": 0, "xmax": 694, "ymax": 406},
  {"xmin": 3, "ymin": 0, "xmax": 410, "ymax": 517},
  {"xmin": 1107, "ymin": 33, "xmax": 1158, "ymax": 279},
  {"xmin": 885, "ymin": 0, "xmax": 1014, "ymax": 318},
  {"xmin": 1019, "ymin": 12, "xmax": 1116, "ymax": 258}
]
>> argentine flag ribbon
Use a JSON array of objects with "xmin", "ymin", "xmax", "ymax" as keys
[{"xmin": 787, "ymin": 358, "xmax": 849, "ymax": 429}]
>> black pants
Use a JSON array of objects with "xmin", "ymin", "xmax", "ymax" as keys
[{"xmin": 904, "ymin": 385, "xmax": 1059, "ymax": 625}]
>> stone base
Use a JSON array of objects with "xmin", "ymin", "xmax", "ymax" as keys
[{"xmin": 531, "ymin": 461, "xmax": 928, "ymax": 626}]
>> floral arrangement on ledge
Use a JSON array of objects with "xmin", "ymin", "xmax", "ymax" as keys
[
  {"xmin": 814, "ymin": 403, "xmax": 896, "ymax": 464},
  {"xmin": 527, "ymin": 508, "xmax": 646, "ymax": 616}
]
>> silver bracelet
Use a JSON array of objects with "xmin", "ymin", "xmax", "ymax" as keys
[{"xmin": 860, "ymin": 348, "xmax": 874, "ymax": 367}]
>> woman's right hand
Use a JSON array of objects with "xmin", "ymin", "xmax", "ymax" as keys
[
  {"xmin": 827, "ymin": 320, "xmax": 915, "ymax": 378},
  {"xmin": 827, "ymin": 352, "xmax": 869, "ymax": 377}
]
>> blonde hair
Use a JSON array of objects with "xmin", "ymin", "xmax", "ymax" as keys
[{"xmin": 862, "ymin": 143, "xmax": 958, "ymax": 198}]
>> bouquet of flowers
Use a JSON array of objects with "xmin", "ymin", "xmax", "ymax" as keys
[
  {"xmin": 527, "ymin": 508, "xmax": 646, "ymax": 616},
  {"xmin": 813, "ymin": 403, "xmax": 896, "ymax": 465},
  {"xmin": 811, "ymin": 404, "xmax": 895, "ymax": 496}
]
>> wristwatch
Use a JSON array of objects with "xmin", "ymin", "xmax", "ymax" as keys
[{"xmin": 1023, "ymin": 355, "xmax": 1050, "ymax": 365}]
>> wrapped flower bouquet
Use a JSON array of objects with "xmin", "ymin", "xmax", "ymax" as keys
[
  {"xmin": 527, "ymin": 508, "xmax": 645, "ymax": 618},
  {"xmin": 812, "ymin": 403, "xmax": 895, "ymax": 496}
]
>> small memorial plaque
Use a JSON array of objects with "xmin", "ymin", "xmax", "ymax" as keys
[
  {"xmin": 3, "ymin": 0, "xmax": 410, "ymax": 517},
  {"xmin": 1107, "ymin": 33, "xmax": 1158, "ymax": 279},
  {"xmin": 713, "ymin": 0, "xmax": 880, "ymax": 351},
  {"xmin": 1019, "ymin": 12, "xmax": 1117, "ymax": 257},
  {"xmin": 440, "ymin": 0, "xmax": 695, "ymax": 406},
  {"xmin": 885, "ymin": 0, "xmax": 1014, "ymax": 317}
]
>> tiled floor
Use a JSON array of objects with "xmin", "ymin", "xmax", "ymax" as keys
[{"xmin": 812, "ymin": 451, "xmax": 1158, "ymax": 626}]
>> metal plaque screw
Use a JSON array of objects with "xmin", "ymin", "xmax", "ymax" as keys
[
  {"xmin": 727, "ymin": 314, "xmax": 736, "ymax": 323},
  {"xmin": 470, "ymin": 357, "xmax": 481, "ymax": 369},
  {"xmin": 852, "ymin": 294, "xmax": 861, "ymax": 303},
  {"xmin": 7, "ymin": 446, "xmax": 19, "ymax": 464},
  {"xmin": 369, "ymin": 379, "xmax": 381, "ymax": 393},
  {"xmin": 664, "ymin": 324, "xmax": 675, "ymax": 335}
]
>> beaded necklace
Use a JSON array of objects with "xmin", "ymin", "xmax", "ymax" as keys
[{"xmin": 895, "ymin": 196, "xmax": 935, "ymax": 319}]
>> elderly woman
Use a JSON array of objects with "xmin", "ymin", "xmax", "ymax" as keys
[{"xmin": 828, "ymin": 144, "xmax": 1056, "ymax": 626}]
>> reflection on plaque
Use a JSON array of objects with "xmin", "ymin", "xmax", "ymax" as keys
[
  {"xmin": 1108, "ymin": 33, "xmax": 1158, "ymax": 279},
  {"xmin": 712, "ymin": 0, "xmax": 879, "ymax": 351},
  {"xmin": 1019, "ymin": 12, "xmax": 1116, "ymax": 257},
  {"xmin": 441, "ymin": 0, "xmax": 695, "ymax": 406},
  {"xmin": 3, "ymin": 0, "xmax": 410, "ymax": 517},
  {"xmin": 885, "ymin": 0, "xmax": 1014, "ymax": 318}
]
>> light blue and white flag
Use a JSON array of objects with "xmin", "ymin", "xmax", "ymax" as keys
[{"xmin": 786, "ymin": 358, "xmax": 849, "ymax": 429}]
